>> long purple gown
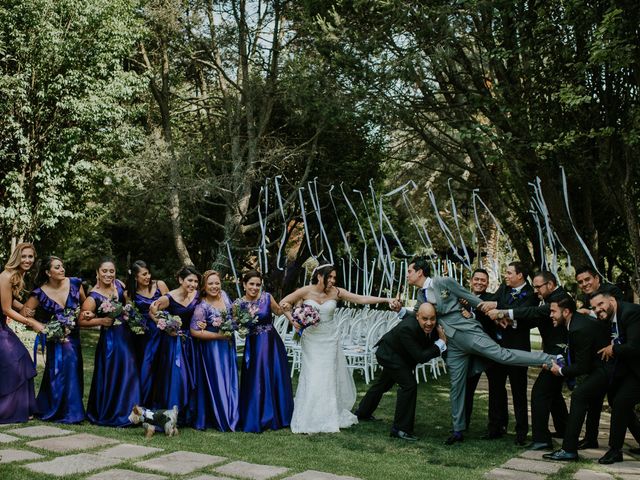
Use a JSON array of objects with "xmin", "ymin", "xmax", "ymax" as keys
[
  {"xmin": 135, "ymin": 286, "xmax": 163, "ymax": 404},
  {"xmin": 238, "ymin": 292, "xmax": 293, "ymax": 432},
  {"xmin": 87, "ymin": 282, "xmax": 140, "ymax": 426},
  {"xmin": 0, "ymin": 314, "xmax": 37, "ymax": 423},
  {"xmin": 190, "ymin": 291, "xmax": 239, "ymax": 431},
  {"xmin": 145, "ymin": 292, "xmax": 197, "ymax": 424},
  {"xmin": 31, "ymin": 277, "xmax": 85, "ymax": 423}
]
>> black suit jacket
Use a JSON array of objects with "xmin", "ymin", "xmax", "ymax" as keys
[
  {"xmin": 493, "ymin": 282, "xmax": 538, "ymax": 350},
  {"xmin": 562, "ymin": 312, "xmax": 610, "ymax": 379},
  {"xmin": 611, "ymin": 301, "xmax": 640, "ymax": 380},
  {"xmin": 511, "ymin": 286, "xmax": 570, "ymax": 355},
  {"xmin": 375, "ymin": 316, "xmax": 441, "ymax": 370}
]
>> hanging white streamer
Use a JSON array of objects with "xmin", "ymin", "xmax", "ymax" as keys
[
  {"xmin": 225, "ymin": 241, "xmax": 242, "ymax": 298},
  {"xmin": 560, "ymin": 167, "xmax": 605, "ymax": 278},
  {"xmin": 273, "ymin": 176, "xmax": 288, "ymax": 270},
  {"xmin": 297, "ymin": 187, "xmax": 317, "ymax": 260},
  {"xmin": 307, "ymin": 178, "xmax": 334, "ymax": 264},
  {"xmin": 447, "ymin": 178, "xmax": 472, "ymax": 270}
]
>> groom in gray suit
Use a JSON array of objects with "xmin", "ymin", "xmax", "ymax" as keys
[{"xmin": 393, "ymin": 257, "xmax": 555, "ymax": 444}]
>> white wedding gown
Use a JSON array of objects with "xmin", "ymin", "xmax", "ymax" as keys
[{"xmin": 290, "ymin": 299, "xmax": 358, "ymax": 433}]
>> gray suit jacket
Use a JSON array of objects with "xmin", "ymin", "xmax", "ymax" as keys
[{"xmin": 427, "ymin": 276, "xmax": 483, "ymax": 338}]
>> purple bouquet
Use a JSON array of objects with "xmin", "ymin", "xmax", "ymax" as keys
[
  {"xmin": 122, "ymin": 303, "xmax": 147, "ymax": 335},
  {"xmin": 231, "ymin": 300, "xmax": 260, "ymax": 338},
  {"xmin": 155, "ymin": 310, "xmax": 183, "ymax": 336},
  {"xmin": 98, "ymin": 297, "xmax": 125, "ymax": 326},
  {"xmin": 43, "ymin": 307, "xmax": 78, "ymax": 343},
  {"xmin": 292, "ymin": 304, "xmax": 320, "ymax": 342},
  {"xmin": 209, "ymin": 309, "xmax": 235, "ymax": 338}
]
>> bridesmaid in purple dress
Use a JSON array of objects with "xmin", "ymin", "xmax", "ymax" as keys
[
  {"xmin": 238, "ymin": 270, "xmax": 293, "ymax": 432},
  {"xmin": 190, "ymin": 270, "xmax": 239, "ymax": 431},
  {"xmin": 127, "ymin": 260, "xmax": 169, "ymax": 404},
  {"xmin": 80, "ymin": 257, "xmax": 140, "ymax": 426},
  {"xmin": 23, "ymin": 256, "xmax": 87, "ymax": 423},
  {"xmin": 148, "ymin": 266, "xmax": 199, "ymax": 424},
  {"xmin": 0, "ymin": 242, "xmax": 39, "ymax": 423}
]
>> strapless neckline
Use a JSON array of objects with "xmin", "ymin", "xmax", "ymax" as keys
[{"xmin": 304, "ymin": 298, "xmax": 337, "ymax": 308}]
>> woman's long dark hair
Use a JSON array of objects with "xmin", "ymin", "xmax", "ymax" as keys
[
  {"xmin": 35, "ymin": 255, "xmax": 63, "ymax": 287},
  {"xmin": 311, "ymin": 264, "xmax": 337, "ymax": 292},
  {"xmin": 176, "ymin": 265, "xmax": 201, "ymax": 282},
  {"xmin": 127, "ymin": 260, "xmax": 152, "ymax": 299}
]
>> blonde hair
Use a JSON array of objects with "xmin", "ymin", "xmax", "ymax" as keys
[{"xmin": 4, "ymin": 242, "xmax": 36, "ymax": 298}]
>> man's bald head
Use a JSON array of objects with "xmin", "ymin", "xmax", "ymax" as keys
[{"xmin": 416, "ymin": 302, "xmax": 437, "ymax": 335}]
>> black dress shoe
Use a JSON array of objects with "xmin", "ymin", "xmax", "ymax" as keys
[
  {"xmin": 629, "ymin": 447, "xmax": 640, "ymax": 455},
  {"xmin": 481, "ymin": 431, "xmax": 503, "ymax": 440},
  {"xmin": 576, "ymin": 438, "xmax": 599, "ymax": 450},
  {"xmin": 390, "ymin": 429, "xmax": 418, "ymax": 441},
  {"xmin": 357, "ymin": 414, "xmax": 379, "ymax": 421},
  {"xmin": 543, "ymin": 449, "xmax": 578, "ymax": 461},
  {"xmin": 598, "ymin": 448, "xmax": 623, "ymax": 464},
  {"xmin": 527, "ymin": 442, "xmax": 553, "ymax": 451},
  {"xmin": 444, "ymin": 432, "xmax": 464, "ymax": 445},
  {"xmin": 514, "ymin": 435, "xmax": 527, "ymax": 446}
]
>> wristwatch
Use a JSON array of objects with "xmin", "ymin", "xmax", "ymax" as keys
[{"xmin": 497, "ymin": 311, "xmax": 505, "ymax": 319}]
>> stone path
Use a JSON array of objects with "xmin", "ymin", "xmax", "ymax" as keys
[
  {"xmin": 1, "ymin": 424, "xmax": 364, "ymax": 480},
  {"xmin": 475, "ymin": 373, "xmax": 640, "ymax": 479}
]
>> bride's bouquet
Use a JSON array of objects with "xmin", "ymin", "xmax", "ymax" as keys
[{"xmin": 292, "ymin": 304, "xmax": 320, "ymax": 342}]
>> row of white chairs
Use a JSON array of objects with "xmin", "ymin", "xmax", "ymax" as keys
[{"xmin": 275, "ymin": 307, "xmax": 447, "ymax": 385}]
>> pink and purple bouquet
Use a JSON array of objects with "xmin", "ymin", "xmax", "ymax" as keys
[
  {"xmin": 209, "ymin": 309, "xmax": 235, "ymax": 338},
  {"xmin": 231, "ymin": 300, "xmax": 260, "ymax": 338},
  {"xmin": 98, "ymin": 297, "xmax": 125, "ymax": 326},
  {"xmin": 292, "ymin": 304, "xmax": 320, "ymax": 342},
  {"xmin": 43, "ymin": 307, "xmax": 78, "ymax": 343},
  {"xmin": 122, "ymin": 303, "xmax": 147, "ymax": 335},
  {"xmin": 155, "ymin": 310, "xmax": 183, "ymax": 336}
]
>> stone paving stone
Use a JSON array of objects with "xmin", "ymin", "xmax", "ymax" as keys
[
  {"xmin": 601, "ymin": 461, "xmax": 640, "ymax": 475},
  {"xmin": 135, "ymin": 451, "xmax": 226, "ymax": 475},
  {"xmin": 86, "ymin": 468, "xmax": 168, "ymax": 480},
  {"xmin": 0, "ymin": 448, "xmax": 44, "ymax": 463},
  {"xmin": 502, "ymin": 458, "xmax": 563, "ymax": 475},
  {"xmin": 519, "ymin": 450, "xmax": 554, "ymax": 461},
  {"xmin": 573, "ymin": 470, "xmax": 614, "ymax": 480},
  {"xmin": 0, "ymin": 432, "xmax": 19, "ymax": 443},
  {"xmin": 24, "ymin": 453, "xmax": 121, "ymax": 476},
  {"xmin": 214, "ymin": 461, "xmax": 289, "ymax": 480},
  {"xmin": 617, "ymin": 475, "xmax": 640, "ymax": 480},
  {"xmin": 579, "ymin": 448, "xmax": 609, "ymax": 460},
  {"xmin": 97, "ymin": 443, "xmax": 163, "ymax": 460},
  {"xmin": 7, "ymin": 425, "xmax": 72, "ymax": 438},
  {"xmin": 484, "ymin": 468, "xmax": 546, "ymax": 480},
  {"xmin": 26, "ymin": 433, "xmax": 119, "ymax": 452},
  {"xmin": 282, "ymin": 472, "xmax": 362, "ymax": 480},
  {"xmin": 189, "ymin": 476, "xmax": 235, "ymax": 480}
]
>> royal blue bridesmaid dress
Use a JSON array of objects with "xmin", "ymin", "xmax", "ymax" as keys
[
  {"xmin": 238, "ymin": 292, "xmax": 293, "ymax": 432},
  {"xmin": 146, "ymin": 292, "xmax": 197, "ymax": 424},
  {"xmin": 135, "ymin": 286, "xmax": 162, "ymax": 405},
  {"xmin": 31, "ymin": 277, "xmax": 85, "ymax": 423},
  {"xmin": 190, "ymin": 291, "xmax": 239, "ymax": 431},
  {"xmin": 86, "ymin": 282, "xmax": 140, "ymax": 426},
  {"xmin": 0, "ymin": 316, "xmax": 37, "ymax": 423}
]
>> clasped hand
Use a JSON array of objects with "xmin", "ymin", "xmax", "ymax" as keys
[{"xmin": 597, "ymin": 342, "xmax": 615, "ymax": 361}]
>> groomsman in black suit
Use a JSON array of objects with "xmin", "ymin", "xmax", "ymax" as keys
[
  {"xmin": 575, "ymin": 265, "xmax": 623, "ymax": 308},
  {"xmin": 543, "ymin": 296, "xmax": 610, "ymax": 461},
  {"xmin": 590, "ymin": 289, "xmax": 640, "ymax": 464},
  {"xmin": 355, "ymin": 302, "xmax": 446, "ymax": 441},
  {"xmin": 481, "ymin": 261, "xmax": 538, "ymax": 445},
  {"xmin": 462, "ymin": 268, "xmax": 497, "ymax": 429},
  {"xmin": 489, "ymin": 271, "xmax": 570, "ymax": 449}
]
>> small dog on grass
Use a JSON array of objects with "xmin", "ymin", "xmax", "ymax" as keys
[{"xmin": 128, "ymin": 405, "xmax": 179, "ymax": 438}]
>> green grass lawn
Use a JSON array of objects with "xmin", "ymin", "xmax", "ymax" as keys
[{"xmin": 1, "ymin": 330, "xmax": 589, "ymax": 480}]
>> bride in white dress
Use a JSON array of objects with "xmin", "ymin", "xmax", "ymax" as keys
[{"xmin": 280, "ymin": 264, "xmax": 393, "ymax": 434}]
